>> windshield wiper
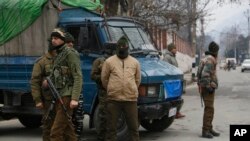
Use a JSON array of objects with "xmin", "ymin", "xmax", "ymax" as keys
[
  {"xmin": 120, "ymin": 28, "xmax": 137, "ymax": 50},
  {"xmin": 130, "ymin": 49, "xmax": 159, "ymax": 57}
]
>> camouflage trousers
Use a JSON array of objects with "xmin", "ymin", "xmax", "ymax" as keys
[
  {"xmin": 201, "ymin": 88, "xmax": 215, "ymax": 132},
  {"xmin": 50, "ymin": 96, "xmax": 77, "ymax": 141},
  {"xmin": 105, "ymin": 100, "xmax": 139, "ymax": 141},
  {"xmin": 97, "ymin": 93, "xmax": 107, "ymax": 141}
]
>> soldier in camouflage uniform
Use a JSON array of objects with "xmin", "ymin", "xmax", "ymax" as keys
[
  {"xmin": 90, "ymin": 43, "xmax": 115, "ymax": 141},
  {"xmin": 197, "ymin": 41, "xmax": 220, "ymax": 139},
  {"xmin": 65, "ymin": 32, "xmax": 84, "ymax": 139},
  {"xmin": 48, "ymin": 28, "xmax": 83, "ymax": 141},
  {"xmin": 30, "ymin": 40, "xmax": 56, "ymax": 141}
]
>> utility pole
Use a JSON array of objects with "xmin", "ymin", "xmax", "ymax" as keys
[
  {"xmin": 191, "ymin": 0, "xmax": 197, "ymax": 57},
  {"xmin": 191, "ymin": 0, "xmax": 197, "ymax": 80},
  {"xmin": 200, "ymin": 16, "xmax": 205, "ymax": 58},
  {"xmin": 244, "ymin": 9, "xmax": 250, "ymax": 37},
  {"xmin": 244, "ymin": 9, "xmax": 250, "ymax": 56}
]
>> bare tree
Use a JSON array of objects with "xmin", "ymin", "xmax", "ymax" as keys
[
  {"xmin": 129, "ymin": 0, "xmax": 210, "ymax": 30},
  {"xmin": 128, "ymin": 0, "xmax": 242, "ymax": 29}
]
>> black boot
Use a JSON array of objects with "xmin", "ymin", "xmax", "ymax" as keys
[
  {"xmin": 210, "ymin": 129, "xmax": 220, "ymax": 137},
  {"xmin": 202, "ymin": 131, "xmax": 213, "ymax": 138}
]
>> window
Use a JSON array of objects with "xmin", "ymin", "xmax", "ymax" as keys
[{"xmin": 66, "ymin": 24, "xmax": 101, "ymax": 53}]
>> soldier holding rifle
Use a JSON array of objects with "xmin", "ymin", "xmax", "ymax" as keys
[{"xmin": 45, "ymin": 28, "xmax": 82, "ymax": 141}]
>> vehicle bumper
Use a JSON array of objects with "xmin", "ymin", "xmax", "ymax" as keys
[
  {"xmin": 0, "ymin": 106, "xmax": 42, "ymax": 116},
  {"xmin": 242, "ymin": 67, "xmax": 250, "ymax": 70},
  {"xmin": 138, "ymin": 98, "xmax": 183, "ymax": 120}
]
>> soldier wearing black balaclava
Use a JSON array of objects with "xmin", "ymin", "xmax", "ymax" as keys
[{"xmin": 101, "ymin": 36, "xmax": 141, "ymax": 141}]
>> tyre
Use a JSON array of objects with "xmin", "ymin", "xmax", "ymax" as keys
[
  {"xmin": 241, "ymin": 69, "xmax": 244, "ymax": 72},
  {"xmin": 93, "ymin": 105, "xmax": 130, "ymax": 141},
  {"xmin": 140, "ymin": 116, "xmax": 175, "ymax": 132},
  {"xmin": 18, "ymin": 115, "xmax": 42, "ymax": 128},
  {"xmin": 116, "ymin": 114, "xmax": 130, "ymax": 141}
]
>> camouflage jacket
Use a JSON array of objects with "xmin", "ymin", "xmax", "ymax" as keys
[
  {"xmin": 91, "ymin": 57, "xmax": 106, "ymax": 89},
  {"xmin": 30, "ymin": 52, "xmax": 54, "ymax": 104},
  {"xmin": 51, "ymin": 45, "xmax": 83, "ymax": 101},
  {"xmin": 197, "ymin": 55, "xmax": 218, "ymax": 89}
]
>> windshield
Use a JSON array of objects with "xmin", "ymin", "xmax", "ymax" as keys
[
  {"xmin": 243, "ymin": 60, "xmax": 250, "ymax": 64},
  {"xmin": 107, "ymin": 22, "xmax": 156, "ymax": 52}
]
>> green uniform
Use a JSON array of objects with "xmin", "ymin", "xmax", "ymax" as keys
[
  {"xmin": 91, "ymin": 57, "xmax": 107, "ymax": 141},
  {"xmin": 197, "ymin": 54, "xmax": 218, "ymax": 133},
  {"xmin": 50, "ymin": 44, "xmax": 83, "ymax": 141},
  {"xmin": 31, "ymin": 52, "xmax": 55, "ymax": 141}
]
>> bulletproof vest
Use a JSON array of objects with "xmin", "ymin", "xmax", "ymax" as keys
[{"xmin": 52, "ymin": 46, "xmax": 75, "ymax": 89}]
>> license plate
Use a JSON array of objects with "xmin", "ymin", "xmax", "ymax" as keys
[{"xmin": 168, "ymin": 107, "xmax": 177, "ymax": 117}]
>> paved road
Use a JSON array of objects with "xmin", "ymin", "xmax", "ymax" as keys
[{"xmin": 1, "ymin": 67, "xmax": 250, "ymax": 141}]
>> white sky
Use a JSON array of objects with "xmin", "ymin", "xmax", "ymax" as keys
[{"xmin": 201, "ymin": 0, "xmax": 250, "ymax": 39}]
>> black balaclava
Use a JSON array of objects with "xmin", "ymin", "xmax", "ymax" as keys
[
  {"xmin": 207, "ymin": 41, "xmax": 219, "ymax": 57},
  {"xmin": 116, "ymin": 36, "xmax": 129, "ymax": 59}
]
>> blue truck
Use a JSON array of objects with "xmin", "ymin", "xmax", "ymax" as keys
[{"xmin": 0, "ymin": 7, "xmax": 184, "ymax": 140}]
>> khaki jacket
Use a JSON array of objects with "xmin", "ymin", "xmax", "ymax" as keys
[
  {"xmin": 101, "ymin": 55, "xmax": 141, "ymax": 101},
  {"xmin": 30, "ymin": 52, "xmax": 54, "ymax": 104}
]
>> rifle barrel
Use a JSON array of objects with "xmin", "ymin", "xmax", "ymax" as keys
[{"xmin": 46, "ymin": 77, "xmax": 72, "ymax": 121}]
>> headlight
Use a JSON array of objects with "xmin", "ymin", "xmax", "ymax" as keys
[{"xmin": 147, "ymin": 86, "xmax": 157, "ymax": 97}]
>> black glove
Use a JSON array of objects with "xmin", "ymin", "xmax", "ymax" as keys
[{"xmin": 207, "ymin": 87, "xmax": 215, "ymax": 94}]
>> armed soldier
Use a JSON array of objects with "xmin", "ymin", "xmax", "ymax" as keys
[
  {"xmin": 64, "ymin": 32, "xmax": 84, "ymax": 138},
  {"xmin": 30, "ymin": 40, "xmax": 57, "ymax": 141},
  {"xmin": 47, "ymin": 28, "xmax": 83, "ymax": 141},
  {"xmin": 91, "ymin": 43, "xmax": 116, "ymax": 141},
  {"xmin": 197, "ymin": 41, "xmax": 220, "ymax": 139}
]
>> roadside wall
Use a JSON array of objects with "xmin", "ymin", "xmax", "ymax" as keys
[{"xmin": 147, "ymin": 24, "xmax": 193, "ymax": 73}]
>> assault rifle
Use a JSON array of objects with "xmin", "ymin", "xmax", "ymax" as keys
[{"xmin": 43, "ymin": 77, "xmax": 72, "ymax": 122}]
